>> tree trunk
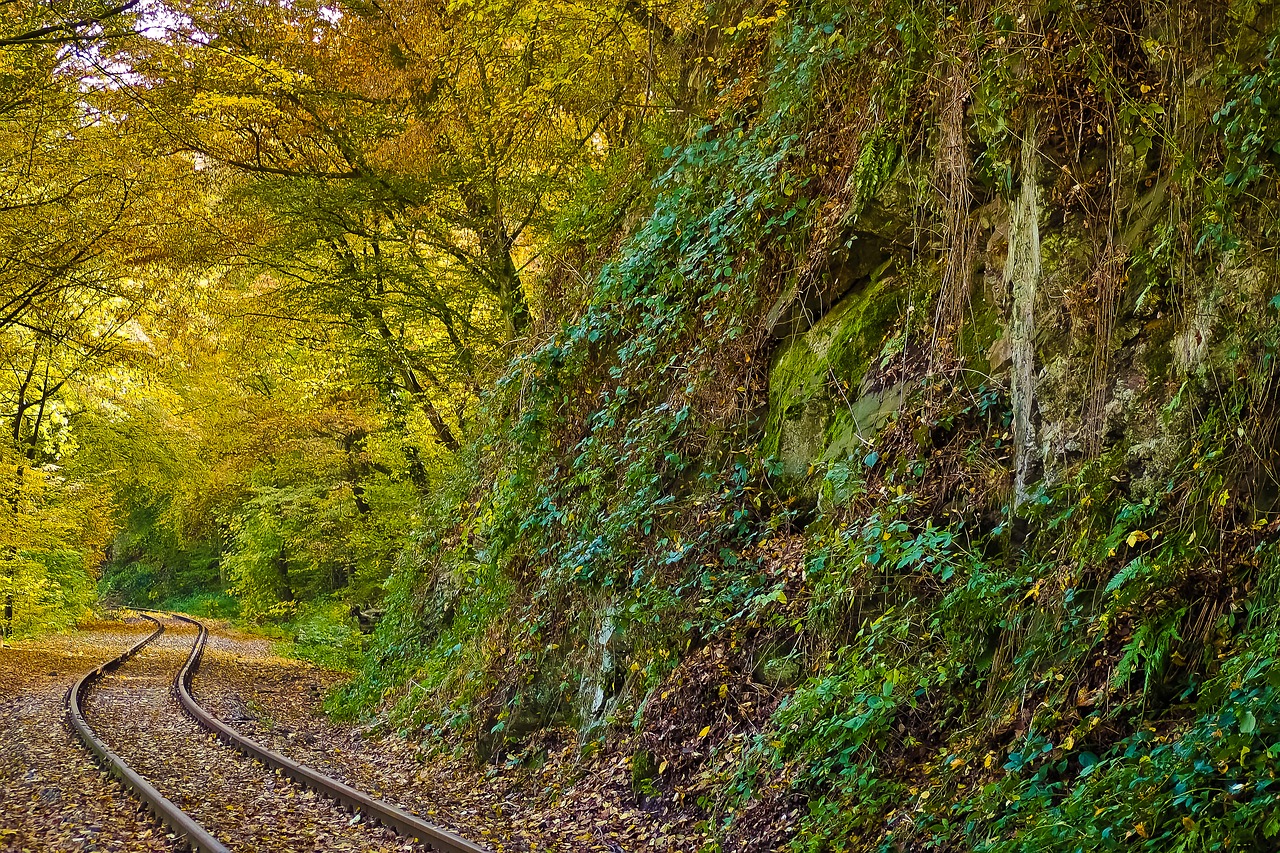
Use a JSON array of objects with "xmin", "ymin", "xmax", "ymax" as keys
[
  {"xmin": 4, "ymin": 465, "xmax": 24, "ymax": 640},
  {"xmin": 276, "ymin": 544, "xmax": 295, "ymax": 602},
  {"xmin": 461, "ymin": 189, "xmax": 529, "ymax": 340}
]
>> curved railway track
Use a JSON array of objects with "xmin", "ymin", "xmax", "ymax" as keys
[{"xmin": 66, "ymin": 612, "xmax": 488, "ymax": 853}]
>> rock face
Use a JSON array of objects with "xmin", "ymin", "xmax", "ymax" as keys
[
  {"xmin": 763, "ymin": 269, "xmax": 908, "ymax": 477},
  {"xmin": 1005, "ymin": 132, "xmax": 1043, "ymax": 507},
  {"xmin": 761, "ymin": 148, "xmax": 1278, "ymax": 516},
  {"xmin": 350, "ymin": 8, "xmax": 1280, "ymax": 850}
]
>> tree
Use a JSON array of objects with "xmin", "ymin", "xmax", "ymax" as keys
[
  {"xmin": 0, "ymin": 0, "xmax": 701, "ymax": 632},
  {"xmin": 0, "ymin": 0, "xmax": 144, "ymax": 49},
  {"xmin": 0, "ymin": 1, "xmax": 176, "ymax": 634},
  {"xmin": 113, "ymin": 0, "xmax": 694, "ymax": 450}
]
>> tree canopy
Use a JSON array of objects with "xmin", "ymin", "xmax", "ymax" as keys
[{"xmin": 0, "ymin": 0, "xmax": 699, "ymax": 634}]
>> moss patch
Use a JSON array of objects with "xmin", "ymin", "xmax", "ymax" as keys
[{"xmin": 763, "ymin": 273, "xmax": 910, "ymax": 475}]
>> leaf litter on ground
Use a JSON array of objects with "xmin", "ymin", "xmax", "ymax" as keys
[{"xmin": 0, "ymin": 617, "xmax": 182, "ymax": 853}]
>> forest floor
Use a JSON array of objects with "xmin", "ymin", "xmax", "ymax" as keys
[
  {"xmin": 0, "ymin": 618, "xmax": 181, "ymax": 853},
  {"xmin": 83, "ymin": 616, "xmax": 424, "ymax": 852},
  {"xmin": 1, "ymin": 617, "xmax": 707, "ymax": 852},
  {"xmin": 197, "ymin": 622, "xmax": 709, "ymax": 851}
]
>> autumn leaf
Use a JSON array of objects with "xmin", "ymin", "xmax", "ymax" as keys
[{"xmin": 1126, "ymin": 530, "xmax": 1150, "ymax": 547}]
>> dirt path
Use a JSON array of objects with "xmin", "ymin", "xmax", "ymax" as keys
[
  {"xmin": 80, "ymin": 615, "xmax": 426, "ymax": 852},
  {"xmin": 194, "ymin": 623, "xmax": 682, "ymax": 852},
  {"xmin": 0, "ymin": 618, "xmax": 181, "ymax": 853},
  {"xmin": 194, "ymin": 627, "xmax": 527, "ymax": 848},
  {"xmin": 4, "ymin": 617, "xmax": 697, "ymax": 852}
]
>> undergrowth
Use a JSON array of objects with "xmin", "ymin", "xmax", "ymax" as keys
[{"xmin": 334, "ymin": 0, "xmax": 1280, "ymax": 850}]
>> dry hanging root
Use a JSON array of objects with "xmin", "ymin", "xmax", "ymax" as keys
[
  {"xmin": 1082, "ymin": 243, "xmax": 1125, "ymax": 457},
  {"xmin": 931, "ymin": 51, "xmax": 978, "ymax": 366}
]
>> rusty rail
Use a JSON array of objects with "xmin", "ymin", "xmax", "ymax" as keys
[
  {"xmin": 165, "ymin": 611, "xmax": 490, "ymax": 853},
  {"xmin": 66, "ymin": 613, "xmax": 231, "ymax": 853}
]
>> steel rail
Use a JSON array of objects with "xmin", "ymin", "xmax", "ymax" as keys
[
  {"xmin": 164, "ymin": 611, "xmax": 490, "ymax": 853},
  {"xmin": 66, "ymin": 613, "xmax": 232, "ymax": 853}
]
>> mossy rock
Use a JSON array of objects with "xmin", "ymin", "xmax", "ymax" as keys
[
  {"xmin": 960, "ymin": 272, "xmax": 1004, "ymax": 375},
  {"xmin": 763, "ymin": 272, "xmax": 910, "ymax": 476}
]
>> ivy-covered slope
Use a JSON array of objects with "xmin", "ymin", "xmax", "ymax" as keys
[{"xmin": 343, "ymin": 1, "xmax": 1280, "ymax": 850}]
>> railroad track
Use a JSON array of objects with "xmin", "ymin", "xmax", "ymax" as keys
[{"xmin": 67, "ymin": 612, "xmax": 488, "ymax": 853}]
